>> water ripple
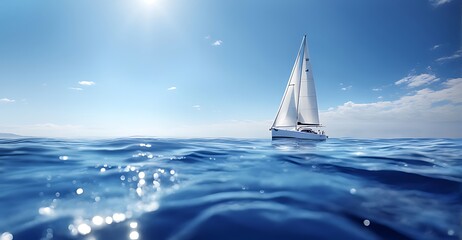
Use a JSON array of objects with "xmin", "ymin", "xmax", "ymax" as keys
[{"xmin": 0, "ymin": 137, "xmax": 460, "ymax": 240}]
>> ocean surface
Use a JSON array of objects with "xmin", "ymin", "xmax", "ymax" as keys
[{"xmin": 0, "ymin": 137, "xmax": 460, "ymax": 240}]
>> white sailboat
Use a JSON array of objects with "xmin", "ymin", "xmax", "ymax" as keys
[{"xmin": 270, "ymin": 35, "xmax": 327, "ymax": 140}]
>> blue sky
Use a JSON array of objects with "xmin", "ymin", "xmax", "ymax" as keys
[{"xmin": 0, "ymin": 0, "xmax": 461, "ymax": 138}]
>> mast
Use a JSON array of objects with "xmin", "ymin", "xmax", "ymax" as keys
[{"xmin": 296, "ymin": 35, "xmax": 306, "ymax": 125}]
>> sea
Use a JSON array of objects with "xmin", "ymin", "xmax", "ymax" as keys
[{"xmin": 0, "ymin": 137, "xmax": 460, "ymax": 240}]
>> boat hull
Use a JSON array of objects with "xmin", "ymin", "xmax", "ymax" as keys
[{"xmin": 271, "ymin": 128, "xmax": 327, "ymax": 141}]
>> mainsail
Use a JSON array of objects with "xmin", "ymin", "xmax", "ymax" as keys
[
  {"xmin": 272, "ymin": 36, "xmax": 320, "ymax": 129},
  {"xmin": 297, "ymin": 37, "xmax": 320, "ymax": 125}
]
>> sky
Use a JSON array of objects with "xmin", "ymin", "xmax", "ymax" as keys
[{"xmin": 0, "ymin": 0, "xmax": 461, "ymax": 138}]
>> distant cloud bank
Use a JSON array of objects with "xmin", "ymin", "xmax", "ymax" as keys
[{"xmin": 322, "ymin": 77, "xmax": 462, "ymax": 138}]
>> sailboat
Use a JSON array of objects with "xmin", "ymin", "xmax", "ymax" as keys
[{"xmin": 270, "ymin": 35, "xmax": 327, "ymax": 140}]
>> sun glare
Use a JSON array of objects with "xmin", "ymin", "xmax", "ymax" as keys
[
  {"xmin": 143, "ymin": 0, "xmax": 157, "ymax": 6},
  {"xmin": 135, "ymin": 0, "xmax": 166, "ymax": 14}
]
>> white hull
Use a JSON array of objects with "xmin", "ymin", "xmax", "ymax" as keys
[{"xmin": 271, "ymin": 128, "xmax": 327, "ymax": 141}]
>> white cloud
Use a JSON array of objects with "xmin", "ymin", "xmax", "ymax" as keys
[
  {"xmin": 431, "ymin": 44, "xmax": 441, "ymax": 50},
  {"xmin": 204, "ymin": 35, "xmax": 211, "ymax": 40},
  {"xmin": 377, "ymin": 96, "xmax": 383, "ymax": 99},
  {"xmin": 430, "ymin": 0, "xmax": 452, "ymax": 6},
  {"xmin": 395, "ymin": 73, "xmax": 439, "ymax": 88},
  {"xmin": 0, "ymin": 98, "xmax": 15, "ymax": 103},
  {"xmin": 167, "ymin": 86, "xmax": 177, "ymax": 91},
  {"xmin": 79, "ymin": 81, "xmax": 95, "ymax": 86},
  {"xmin": 372, "ymin": 88, "xmax": 382, "ymax": 91},
  {"xmin": 192, "ymin": 105, "xmax": 201, "ymax": 110},
  {"xmin": 341, "ymin": 85, "xmax": 352, "ymax": 91},
  {"xmin": 321, "ymin": 78, "xmax": 462, "ymax": 138},
  {"xmin": 212, "ymin": 40, "xmax": 223, "ymax": 46},
  {"xmin": 436, "ymin": 49, "xmax": 462, "ymax": 62},
  {"xmin": 69, "ymin": 87, "xmax": 83, "ymax": 91}
]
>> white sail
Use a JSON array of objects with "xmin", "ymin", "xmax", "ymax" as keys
[
  {"xmin": 271, "ymin": 35, "xmax": 327, "ymax": 140},
  {"xmin": 297, "ymin": 37, "xmax": 320, "ymax": 125},
  {"xmin": 272, "ymin": 38, "xmax": 304, "ymax": 129}
]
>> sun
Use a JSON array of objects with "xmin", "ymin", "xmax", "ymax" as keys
[
  {"xmin": 132, "ymin": 0, "xmax": 167, "ymax": 20},
  {"xmin": 138, "ymin": 0, "xmax": 164, "ymax": 10},
  {"xmin": 142, "ymin": 0, "xmax": 157, "ymax": 6}
]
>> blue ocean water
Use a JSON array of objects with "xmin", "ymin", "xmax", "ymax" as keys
[{"xmin": 0, "ymin": 138, "xmax": 460, "ymax": 240}]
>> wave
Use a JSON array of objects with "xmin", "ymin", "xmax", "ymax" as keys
[{"xmin": 0, "ymin": 138, "xmax": 460, "ymax": 240}]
